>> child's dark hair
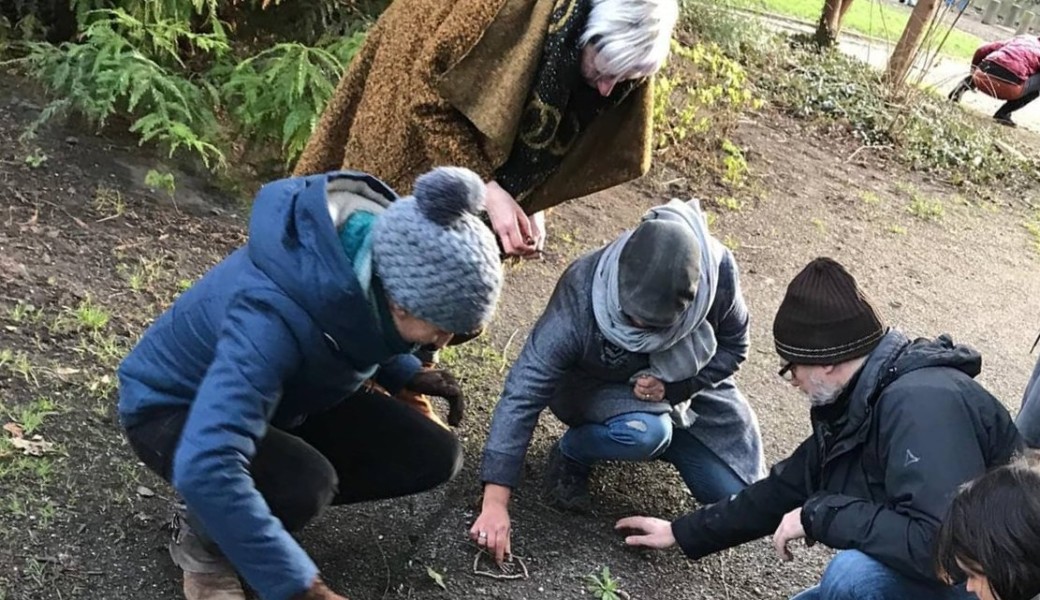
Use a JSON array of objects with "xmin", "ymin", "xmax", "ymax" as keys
[{"xmin": 936, "ymin": 452, "xmax": 1040, "ymax": 600}]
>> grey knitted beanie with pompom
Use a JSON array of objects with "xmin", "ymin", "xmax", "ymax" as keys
[{"xmin": 372, "ymin": 167, "xmax": 503, "ymax": 333}]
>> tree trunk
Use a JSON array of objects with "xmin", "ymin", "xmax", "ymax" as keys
[
  {"xmin": 885, "ymin": 0, "xmax": 941, "ymax": 86},
  {"xmin": 814, "ymin": 0, "xmax": 856, "ymax": 47}
]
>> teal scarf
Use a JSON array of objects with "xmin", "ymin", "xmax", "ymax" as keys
[{"xmin": 339, "ymin": 212, "xmax": 415, "ymax": 355}]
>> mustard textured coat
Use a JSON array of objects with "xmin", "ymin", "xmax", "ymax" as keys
[{"xmin": 293, "ymin": 0, "xmax": 655, "ymax": 214}]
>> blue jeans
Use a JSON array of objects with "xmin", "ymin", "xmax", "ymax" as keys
[
  {"xmin": 1018, "ymin": 353, "xmax": 1040, "ymax": 449},
  {"xmin": 791, "ymin": 551, "xmax": 974, "ymax": 600},
  {"xmin": 558, "ymin": 412, "xmax": 746, "ymax": 503}
]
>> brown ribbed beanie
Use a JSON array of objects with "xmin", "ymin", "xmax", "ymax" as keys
[{"xmin": 772, "ymin": 257, "xmax": 886, "ymax": 365}]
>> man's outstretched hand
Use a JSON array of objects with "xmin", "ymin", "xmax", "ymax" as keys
[
  {"xmin": 615, "ymin": 516, "xmax": 677, "ymax": 549},
  {"xmin": 406, "ymin": 369, "xmax": 465, "ymax": 426}
]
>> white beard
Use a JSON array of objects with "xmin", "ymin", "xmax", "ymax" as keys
[{"xmin": 806, "ymin": 373, "xmax": 846, "ymax": 407}]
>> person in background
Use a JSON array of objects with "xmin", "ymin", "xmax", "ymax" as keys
[
  {"xmin": 117, "ymin": 167, "xmax": 503, "ymax": 600},
  {"xmin": 936, "ymin": 453, "xmax": 1040, "ymax": 600},
  {"xmin": 470, "ymin": 199, "xmax": 764, "ymax": 563},
  {"xmin": 949, "ymin": 35, "xmax": 1040, "ymax": 127},
  {"xmin": 617, "ymin": 257, "xmax": 1023, "ymax": 600},
  {"xmin": 294, "ymin": 0, "xmax": 678, "ymax": 257}
]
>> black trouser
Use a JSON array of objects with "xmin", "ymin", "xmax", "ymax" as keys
[
  {"xmin": 125, "ymin": 388, "xmax": 463, "ymax": 543},
  {"xmin": 979, "ymin": 61, "xmax": 1040, "ymax": 117}
]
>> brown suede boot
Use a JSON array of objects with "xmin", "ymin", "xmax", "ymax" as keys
[
  {"xmin": 182, "ymin": 571, "xmax": 247, "ymax": 600},
  {"xmin": 170, "ymin": 506, "xmax": 247, "ymax": 600}
]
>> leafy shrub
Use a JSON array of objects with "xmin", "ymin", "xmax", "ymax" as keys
[
  {"xmin": 220, "ymin": 33, "xmax": 366, "ymax": 164},
  {"xmin": 3, "ymin": 0, "xmax": 378, "ymax": 173},
  {"xmin": 653, "ymin": 39, "xmax": 760, "ymax": 185}
]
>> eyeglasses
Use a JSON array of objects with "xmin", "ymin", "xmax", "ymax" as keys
[{"xmin": 778, "ymin": 362, "xmax": 794, "ymax": 382}]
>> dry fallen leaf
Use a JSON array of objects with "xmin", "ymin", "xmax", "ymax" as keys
[
  {"xmin": 10, "ymin": 435, "xmax": 55, "ymax": 456},
  {"xmin": 136, "ymin": 486, "xmax": 155, "ymax": 498},
  {"xmin": 426, "ymin": 566, "xmax": 447, "ymax": 591},
  {"xmin": 3, "ymin": 422, "xmax": 24, "ymax": 438}
]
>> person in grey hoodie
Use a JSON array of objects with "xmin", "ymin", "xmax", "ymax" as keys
[{"xmin": 469, "ymin": 199, "xmax": 764, "ymax": 562}]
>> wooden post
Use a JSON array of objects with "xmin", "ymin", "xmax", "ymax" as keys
[
  {"xmin": 1017, "ymin": 10, "xmax": 1035, "ymax": 33},
  {"xmin": 886, "ymin": 0, "xmax": 941, "ymax": 86},
  {"xmin": 982, "ymin": 0, "xmax": 1002, "ymax": 23}
]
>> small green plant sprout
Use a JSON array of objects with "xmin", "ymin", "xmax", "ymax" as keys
[
  {"xmin": 1024, "ymin": 214, "xmax": 1040, "ymax": 255},
  {"xmin": 74, "ymin": 297, "xmax": 110, "ymax": 332},
  {"xmin": 715, "ymin": 196, "xmax": 742, "ymax": 212},
  {"xmin": 907, "ymin": 196, "xmax": 944, "ymax": 221},
  {"xmin": 8, "ymin": 303, "xmax": 44, "ymax": 325},
  {"xmin": 859, "ymin": 190, "xmax": 881, "ymax": 205},
  {"xmin": 722, "ymin": 234, "xmax": 741, "ymax": 251},
  {"xmin": 93, "ymin": 186, "xmax": 126, "ymax": 217},
  {"xmin": 17, "ymin": 396, "xmax": 59, "ymax": 436},
  {"xmin": 145, "ymin": 169, "xmax": 176, "ymax": 198},
  {"xmin": 811, "ymin": 218, "xmax": 827, "ymax": 232},
  {"xmin": 586, "ymin": 567, "xmax": 629, "ymax": 600},
  {"xmin": 23, "ymin": 148, "xmax": 47, "ymax": 168},
  {"xmin": 721, "ymin": 138, "xmax": 748, "ymax": 187},
  {"xmin": 887, "ymin": 224, "xmax": 908, "ymax": 235}
]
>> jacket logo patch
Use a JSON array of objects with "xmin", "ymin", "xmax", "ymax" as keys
[
  {"xmin": 904, "ymin": 449, "xmax": 920, "ymax": 467},
  {"xmin": 600, "ymin": 340, "xmax": 626, "ymax": 366}
]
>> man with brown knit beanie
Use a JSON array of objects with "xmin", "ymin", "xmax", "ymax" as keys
[{"xmin": 616, "ymin": 257, "xmax": 1023, "ymax": 600}]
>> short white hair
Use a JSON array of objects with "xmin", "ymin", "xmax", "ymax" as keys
[{"xmin": 580, "ymin": 0, "xmax": 679, "ymax": 79}]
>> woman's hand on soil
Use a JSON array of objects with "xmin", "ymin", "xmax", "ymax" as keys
[{"xmin": 470, "ymin": 485, "xmax": 512, "ymax": 564}]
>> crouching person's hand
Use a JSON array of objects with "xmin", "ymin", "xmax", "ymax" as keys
[
  {"xmin": 293, "ymin": 577, "xmax": 348, "ymax": 600},
  {"xmin": 615, "ymin": 516, "xmax": 676, "ymax": 549},
  {"xmin": 470, "ymin": 484, "xmax": 512, "ymax": 564},
  {"xmin": 406, "ymin": 369, "xmax": 466, "ymax": 426}
]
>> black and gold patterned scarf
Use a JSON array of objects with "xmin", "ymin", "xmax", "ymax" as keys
[{"xmin": 495, "ymin": 0, "xmax": 638, "ymax": 202}]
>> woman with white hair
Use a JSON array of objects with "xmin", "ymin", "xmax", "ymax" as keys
[{"xmin": 295, "ymin": 0, "xmax": 679, "ymax": 257}]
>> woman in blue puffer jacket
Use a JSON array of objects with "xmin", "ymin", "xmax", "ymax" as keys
[{"xmin": 117, "ymin": 167, "xmax": 503, "ymax": 600}]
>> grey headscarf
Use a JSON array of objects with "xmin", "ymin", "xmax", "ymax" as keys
[{"xmin": 592, "ymin": 199, "xmax": 720, "ymax": 422}]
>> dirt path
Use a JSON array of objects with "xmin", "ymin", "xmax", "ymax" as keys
[{"xmin": 1, "ymin": 90, "xmax": 1038, "ymax": 599}]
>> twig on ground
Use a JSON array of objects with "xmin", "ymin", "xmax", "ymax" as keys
[
  {"xmin": 847, "ymin": 144, "xmax": 893, "ymax": 163},
  {"xmin": 472, "ymin": 548, "xmax": 529, "ymax": 580},
  {"xmin": 370, "ymin": 527, "xmax": 392, "ymax": 600},
  {"xmin": 500, "ymin": 328, "xmax": 520, "ymax": 373}
]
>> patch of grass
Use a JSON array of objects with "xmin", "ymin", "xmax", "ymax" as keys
[
  {"xmin": 7, "ymin": 302, "xmax": 44, "ymax": 325},
  {"xmin": 887, "ymin": 224, "xmax": 908, "ymax": 235},
  {"xmin": 714, "ymin": 196, "xmax": 743, "ymax": 212},
  {"xmin": 74, "ymin": 297, "xmax": 111, "ymax": 331},
  {"xmin": 0, "ymin": 348, "xmax": 37, "ymax": 385},
  {"xmin": 120, "ymin": 256, "xmax": 168, "ymax": 294},
  {"xmin": 860, "ymin": 190, "xmax": 882, "ymax": 205},
  {"xmin": 15, "ymin": 396, "xmax": 60, "ymax": 436},
  {"xmin": 93, "ymin": 186, "xmax": 126, "ymax": 217},
  {"xmin": 722, "ymin": 234, "xmax": 741, "ymax": 250},
  {"xmin": 744, "ymin": 0, "xmax": 980, "ymax": 59},
  {"xmin": 78, "ymin": 331, "xmax": 128, "ymax": 370},
  {"xmin": 905, "ymin": 188, "xmax": 945, "ymax": 220},
  {"xmin": 1025, "ymin": 215, "xmax": 1040, "ymax": 254}
]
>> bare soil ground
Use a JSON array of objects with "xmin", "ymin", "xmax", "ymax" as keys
[{"xmin": 1, "ymin": 75, "xmax": 1039, "ymax": 600}]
